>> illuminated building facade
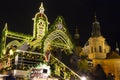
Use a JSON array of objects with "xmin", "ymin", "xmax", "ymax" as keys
[
  {"xmin": 0, "ymin": 2, "xmax": 81, "ymax": 80},
  {"xmin": 83, "ymin": 15, "xmax": 120, "ymax": 80},
  {"xmin": 83, "ymin": 15, "xmax": 110, "ymax": 59}
]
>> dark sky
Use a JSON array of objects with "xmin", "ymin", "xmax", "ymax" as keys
[{"xmin": 0, "ymin": 0, "xmax": 120, "ymax": 50}]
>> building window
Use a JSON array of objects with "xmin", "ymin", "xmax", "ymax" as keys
[
  {"xmin": 99, "ymin": 46, "xmax": 102, "ymax": 52},
  {"xmin": 91, "ymin": 47, "xmax": 93, "ymax": 53},
  {"xmin": 94, "ymin": 47, "xmax": 96, "ymax": 52},
  {"xmin": 104, "ymin": 49, "xmax": 106, "ymax": 53}
]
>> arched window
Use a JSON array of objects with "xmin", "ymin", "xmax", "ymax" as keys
[
  {"xmin": 94, "ymin": 47, "xmax": 96, "ymax": 52},
  {"xmin": 91, "ymin": 47, "xmax": 93, "ymax": 53},
  {"xmin": 99, "ymin": 46, "xmax": 102, "ymax": 52},
  {"xmin": 104, "ymin": 49, "xmax": 106, "ymax": 53}
]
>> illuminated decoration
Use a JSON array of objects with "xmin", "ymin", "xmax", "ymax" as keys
[
  {"xmin": 9, "ymin": 49, "xmax": 14, "ymax": 55},
  {"xmin": 39, "ymin": 2, "xmax": 45, "ymax": 14},
  {"xmin": 50, "ymin": 55, "xmax": 81, "ymax": 79},
  {"xmin": 44, "ymin": 45, "xmax": 51, "ymax": 62},
  {"xmin": 0, "ymin": 2, "xmax": 82, "ymax": 80},
  {"xmin": 43, "ymin": 16, "xmax": 73, "ymax": 54},
  {"xmin": 57, "ymin": 23, "xmax": 62, "ymax": 29},
  {"xmin": 0, "ymin": 2, "xmax": 73, "ymax": 57},
  {"xmin": 0, "ymin": 23, "xmax": 32, "ymax": 57},
  {"xmin": 6, "ymin": 40, "xmax": 21, "ymax": 48},
  {"xmin": 33, "ymin": 2, "xmax": 49, "ymax": 40},
  {"xmin": 44, "ymin": 30, "xmax": 73, "ymax": 53},
  {"xmin": 0, "ymin": 23, "xmax": 8, "ymax": 55}
]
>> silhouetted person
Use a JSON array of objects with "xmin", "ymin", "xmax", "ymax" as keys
[
  {"xmin": 93, "ymin": 64, "xmax": 106, "ymax": 80},
  {"xmin": 6, "ymin": 71, "xmax": 16, "ymax": 80},
  {"xmin": 107, "ymin": 73, "xmax": 115, "ymax": 80}
]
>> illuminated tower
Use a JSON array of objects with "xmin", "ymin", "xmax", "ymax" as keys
[
  {"xmin": 33, "ymin": 2, "xmax": 49, "ymax": 40},
  {"xmin": 83, "ymin": 15, "xmax": 110, "ymax": 59}
]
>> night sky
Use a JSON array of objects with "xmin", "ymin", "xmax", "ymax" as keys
[{"xmin": 0, "ymin": 0, "xmax": 119, "ymax": 50}]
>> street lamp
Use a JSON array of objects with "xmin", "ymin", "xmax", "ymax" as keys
[{"xmin": 81, "ymin": 76, "xmax": 87, "ymax": 80}]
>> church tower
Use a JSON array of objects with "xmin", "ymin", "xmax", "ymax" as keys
[
  {"xmin": 33, "ymin": 2, "xmax": 49, "ymax": 40},
  {"xmin": 74, "ymin": 27, "xmax": 80, "ymax": 46},
  {"xmin": 74, "ymin": 27, "xmax": 82, "ymax": 56},
  {"xmin": 83, "ymin": 15, "xmax": 110, "ymax": 59}
]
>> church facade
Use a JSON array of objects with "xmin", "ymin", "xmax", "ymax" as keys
[
  {"xmin": 82, "ymin": 14, "xmax": 120, "ymax": 80},
  {"xmin": 83, "ymin": 15, "xmax": 110, "ymax": 59}
]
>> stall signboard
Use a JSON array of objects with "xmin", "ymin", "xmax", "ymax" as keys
[{"xmin": 30, "ymin": 64, "xmax": 50, "ymax": 80}]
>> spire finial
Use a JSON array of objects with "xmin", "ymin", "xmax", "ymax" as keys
[
  {"xmin": 74, "ymin": 26, "xmax": 80, "ymax": 39},
  {"xmin": 91, "ymin": 12, "xmax": 101, "ymax": 37},
  {"xmin": 75, "ymin": 26, "xmax": 78, "ymax": 34},
  {"xmin": 116, "ymin": 42, "xmax": 118, "ymax": 48},
  {"xmin": 94, "ymin": 12, "xmax": 97, "ymax": 21},
  {"xmin": 39, "ymin": 2, "xmax": 45, "ymax": 13},
  {"xmin": 115, "ymin": 42, "xmax": 119, "ymax": 53}
]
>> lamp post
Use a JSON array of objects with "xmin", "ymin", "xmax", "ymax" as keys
[{"xmin": 81, "ymin": 76, "xmax": 87, "ymax": 80}]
